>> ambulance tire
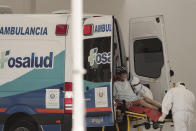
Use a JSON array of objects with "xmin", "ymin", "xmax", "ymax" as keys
[{"xmin": 6, "ymin": 117, "xmax": 40, "ymax": 131}]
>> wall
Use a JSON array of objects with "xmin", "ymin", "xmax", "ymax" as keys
[
  {"xmin": 0, "ymin": 0, "xmax": 32, "ymax": 13},
  {"xmin": 0, "ymin": 0, "xmax": 71, "ymax": 14},
  {"xmin": 35, "ymin": 0, "xmax": 70, "ymax": 13}
]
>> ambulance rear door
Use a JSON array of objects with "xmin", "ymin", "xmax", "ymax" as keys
[
  {"xmin": 129, "ymin": 15, "xmax": 172, "ymax": 102},
  {"xmin": 83, "ymin": 15, "xmax": 114, "ymax": 127}
]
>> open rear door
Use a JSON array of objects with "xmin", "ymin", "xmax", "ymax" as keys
[
  {"xmin": 83, "ymin": 16, "xmax": 114, "ymax": 127},
  {"xmin": 129, "ymin": 15, "xmax": 172, "ymax": 102}
]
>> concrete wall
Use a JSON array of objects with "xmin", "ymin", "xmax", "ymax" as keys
[
  {"xmin": 35, "ymin": 0, "xmax": 70, "ymax": 13},
  {"xmin": 0, "ymin": 0, "xmax": 32, "ymax": 13},
  {"xmin": 0, "ymin": 0, "xmax": 71, "ymax": 14}
]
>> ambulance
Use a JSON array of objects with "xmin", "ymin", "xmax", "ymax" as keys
[{"xmin": 0, "ymin": 11, "xmax": 173, "ymax": 131}]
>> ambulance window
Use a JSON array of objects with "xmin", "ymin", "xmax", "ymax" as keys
[
  {"xmin": 134, "ymin": 38, "xmax": 164, "ymax": 78},
  {"xmin": 83, "ymin": 37, "xmax": 111, "ymax": 82}
]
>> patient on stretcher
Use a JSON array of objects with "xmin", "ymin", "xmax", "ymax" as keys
[{"xmin": 113, "ymin": 67, "xmax": 161, "ymax": 111}]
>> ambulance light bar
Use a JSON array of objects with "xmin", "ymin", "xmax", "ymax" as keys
[
  {"xmin": 56, "ymin": 24, "xmax": 68, "ymax": 35},
  {"xmin": 83, "ymin": 24, "xmax": 93, "ymax": 36}
]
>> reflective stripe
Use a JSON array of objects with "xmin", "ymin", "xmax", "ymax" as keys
[
  {"xmin": 65, "ymin": 107, "xmax": 72, "ymax": 110},
  {"xmin": 65, "ymin": 104, "xmax": 72, "ymax": 106},
  {"xmin": 0, "ymin": 108, "xmax": 7, "ymax": 112},
  {"xmin": 86, "ymin": 107, "xmax": 112, "ymax": 112},
  {"xmin": 65, "ymin": 91, "xmax": 73, "ymax": 98},
  {"xmin": 36, "ymin": 109, "xmax": 64, "ymax": 113}
]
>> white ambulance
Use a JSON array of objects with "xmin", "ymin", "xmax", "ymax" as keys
[{"xmin": 0, "ymin": 11, "xmax": 172, "ymax": 131}]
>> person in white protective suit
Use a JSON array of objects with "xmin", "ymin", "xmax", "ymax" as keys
[
  {"xmin": 131, "ymin": 76, "xmax": 154, "ymax": 100},
  {"xmin": 158, "ymin": 82, "xmax": 195, "ymax": 131}
]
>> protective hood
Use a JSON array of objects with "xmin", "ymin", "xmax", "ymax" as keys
[
  {"xmin": 131, "ymin": 76, "xmax": 140, "ymax": 86},
  {"xmin": 131, "ymin": 76, "xmax": 142, "ymax": 93},
  {"xmin": 176, "ymin": 82, "xmax": 187, "ymax": 88}
]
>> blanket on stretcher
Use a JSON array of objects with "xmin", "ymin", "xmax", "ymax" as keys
[{"xmin": 129, "ymin": 106, "xmax": 162, "ymax": 122}]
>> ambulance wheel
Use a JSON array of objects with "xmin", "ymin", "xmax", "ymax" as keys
[
  {"xmin": 153, "ymin": 122, "xmax": 159, "ymax": 129},
  {"xmin": 8, "ymin": 120, "xmax": 38, "ymax": 131},
  {"xmin": 5, "ymin": 115, "xmax": 40, "ymax": 131},
  {"xmin": 144, "ymin": 122, "xmax": 151, "ymax": 129}
]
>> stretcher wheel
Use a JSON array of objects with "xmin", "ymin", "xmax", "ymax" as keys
[
  {"xmin": 144, "ymin": 122, "xmax": 151, "ymax": 129},
  {"xmin": 153, "ymin": 122, "xmax": 159, "ymax": 129}
]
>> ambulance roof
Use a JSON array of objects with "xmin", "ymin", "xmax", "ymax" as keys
[{"xmin": 52, "ymin": 10, "xmax": 107, "ymax": 18}]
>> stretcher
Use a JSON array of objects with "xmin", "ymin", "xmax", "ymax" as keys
[
  {"xmin": 122, "ymin": 109, "xmax": 172, "ymax": 131},
  {"xmin": 102, "ymin": 102, "xmax": 173, "ymax": 131}
]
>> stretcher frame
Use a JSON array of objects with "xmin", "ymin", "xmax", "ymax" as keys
[
  {"xmin": 125, "ymin": 110, "xmax": 173, "ymax": 131},
  {"xmin": 101, "ymin": 109, "xmax": 173, "ymax": 131}
]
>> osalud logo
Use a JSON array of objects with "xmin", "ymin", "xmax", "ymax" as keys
[
  {"xmin": 0, "ymin": 50, "xmax": 53, "ymax": 69},
  {"xmin": 88, "ymin": 48, "xmax": 111, "ymax": 66}
]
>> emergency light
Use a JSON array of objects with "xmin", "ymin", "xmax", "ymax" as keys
[
  {"xmin": 64, "ymin": 82, "xmax": 73, "ymax": 114},
  {"xmin": 65, "ymin": 82, "xmax": 72, "ymax": 91},
  {"xmin": 83, "ymin": 24, "xmax": 93, "ymax": 36},
  {"xmin": 56, "ymin": 24, "xmax": 68, "ymax": 35}
]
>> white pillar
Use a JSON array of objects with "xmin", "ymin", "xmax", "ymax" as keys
[{"xmin": 71, "ymin": 0, "xmax": 85, "ymax": 131}]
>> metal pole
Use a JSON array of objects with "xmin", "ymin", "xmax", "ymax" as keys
[{"xmin": 71, "ymin": 0, "xmax": 85, "ymax": 131}]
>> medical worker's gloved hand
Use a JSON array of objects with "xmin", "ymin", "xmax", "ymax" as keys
[{"xmin": 158, "ymin": 113, "xmax": 167, "ymax": 122}]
